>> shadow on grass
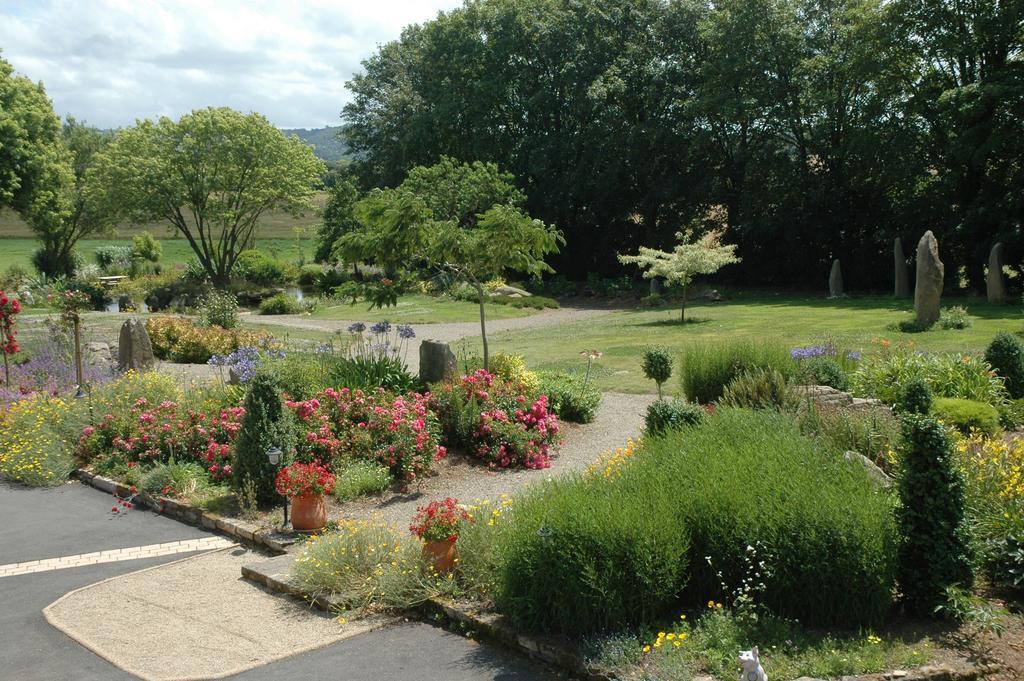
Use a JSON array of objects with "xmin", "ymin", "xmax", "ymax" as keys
[{"xmin": 638, "ymin": 316, "xmax": 713, "ymax": 328}]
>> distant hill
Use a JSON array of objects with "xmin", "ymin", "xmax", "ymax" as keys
[{"xmin": 282, "ymin": 126, "xmax": 350, "ymax": 163}]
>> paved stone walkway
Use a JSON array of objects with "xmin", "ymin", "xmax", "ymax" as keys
[{"xmin": 0, "ymin": 536, "xmax": 235, "ymax": 579}]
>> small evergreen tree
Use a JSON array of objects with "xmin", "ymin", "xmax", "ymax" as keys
[
  {"xmin": 641, "ymin": 346, "xmax": 673, "ymax": 398},
  {"xmin": 232, "ymin": 371, "xmax": 292, "ymax": 506},
  {"xmin": 896, "ymin": 377, "xmax": 933, "ymax": 415},
  {"xmin": 896, "ymin": 415, "xmax": 973, "ymax": 615},
  {"xmin": 985, "ymin": 332, "xmax": 1024, "ymax": 399}
]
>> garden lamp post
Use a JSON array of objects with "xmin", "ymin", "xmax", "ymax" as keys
[{"xmin": 265, "ymin": 445, "xmax": 288, "ymax": 527}]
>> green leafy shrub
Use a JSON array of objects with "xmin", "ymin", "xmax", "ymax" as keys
[
  {"xmin": 939, "ymin": 306, "xmax": 972, "ymax": 330},
  {"xmin": 232, "ymin": 371, "xmax": 292, "ymax": 505},
  {"xmin": 896, "ymin": 377, "xmax": 933, "ymax": 415},
  {"xmin": 145, "ymin": 316, "xmax": 271, "ymax": 363},
  {"xmin": 536, "ymin": 371, "xmax": 601, "ymax": 424},
  {"xmin": 998, "ymin": 398, "xmax": 1024, "ymax": 429},
  {"xmin": 494, "ymin": 474, "xmax": 691, "ymax": 635},
  {"xmin": 132, "ymin": 231, "xmax": 162, "ymax": 263},
  {"xmin": 798, "ymin": 357, "xmax": 849, "ymax": 391},
  {"xmin": 332, "ymin": 459, "xmax": 392, "ymax": 501},
  {"xmin": 719, "ymin": 367, "xmax": 794, "ymax": 410},
  {"xmin": 988, "ymin": 518, "xmax": 1024, "ymax": 591},
  {"xmin": 896, "ymin": 415, "xmax": 974, "ymax": 614},
  {"xmin": 680, "ymin": 340, "xmax": 792, "ymax": 404},
  {"xmin": 490, "ymin": 294, "xmax": 559, "ymax": 309},
  {"xmin": 640, "ymin": 293, "xmax": 664, "ymax": 307},
  {"xmin": 271, "ymin": 353, "xmax": 331, "ymax": 401},
  {"xmin": 931, "ymin": 398, "xmax": 1000, "ymax": 435},
  {"xmin": 141, "ymin": 460, "xmax": 210, "ymax": 498},
  {"xmin": 851, "ymin": 343, "xmax": 1007, "ymax": 407},
  {"xmin": 644, "ymin": 398, "xmax": 705, "ymax": 435},
  {"xmin": 491, "ymin": 410, "xmax": 897, "ymax": 634},
  {"xmin": 235, "ymin": 249, "xmax": 286, "ymax": 286},
  {"xmin": 94, "ymin": 245, "xmax": 134, "ymax": 272},
  {"xmin": 258, "ymin": 292, "xmax": 303, "ymax": 315},
  {"xmin": 327, "ymin": 355, "xmax": 420, "ymax": 393},
  {"xmin": 985, "ymin": 332, "xmax": 1024, "ymax": 399},
  {"xmin": 198, "ymin": 289, "xmax": 239, "ymax": 329},
  {"xmin": 488, "ymin": 353, "xmax": 539, "ymax": 394},
  {"xmin": 642, "ymin": 346, "xmax": 673, "ymax": 398},
  {"xmin": 297, "ymin": 264, "xmax": 323, "ymax": 287}
]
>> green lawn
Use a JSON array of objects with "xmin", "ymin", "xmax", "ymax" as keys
[
  {"xmin": 454, "ymin": 293, "xmax": 1023, "ymax": 393},
  {"xmin": 305, "ymin": 294, "xmax": 536, "ymax": 324}
]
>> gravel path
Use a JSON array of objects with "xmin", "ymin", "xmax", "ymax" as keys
[
  {"xmin": 336, "ymin": 391, "xmax": 655, "ymax": 528},
  {"xmin": 245, "ymin": 304, "xmax": 617, "ymax": 373}
]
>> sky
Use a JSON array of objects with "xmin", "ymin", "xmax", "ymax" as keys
[{"xmin": 0, "ymin": 0, "xmax": 462, "ymax": 129}]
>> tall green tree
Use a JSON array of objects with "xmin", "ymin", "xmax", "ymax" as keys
[
  {"xmin": 336, "ymin": 159, "xmax": 563, "ymax": 368},
  {"xmin": 89, "ymin": 107, "xmax": 325, "ymax": 285},
  {"xmin": 0, "ymin": 55, "xmax": 77, "ymax": 274},
  {"xmin": 315, "ymin": 170, "xmax": 362, "ymax": 264},
  {"xmin": 31, "ymin": 119, "xmax": 114, "ymax": 277}
]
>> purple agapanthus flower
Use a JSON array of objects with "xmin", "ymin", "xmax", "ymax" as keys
[
  {"xmin": 846, "ymin": 351, "xmax": 862, "ymax": 362},
  {"xmin": 397, "ymin": 324, "xmax": 415, "ymax": 340},
  {"xmin": 347, "ymin": 322, "xmax": 366, "ymax": 334},
  {"xmin": 790, "ymin": 344, "xmax": 837, "ymax": 361},
  {"xmin": 370, "ymin": 321, "xmax": 391, "ymax": 335},
  {"xmin": 313, "ymin": 343, "xmax": 332, "ymax": 355}
]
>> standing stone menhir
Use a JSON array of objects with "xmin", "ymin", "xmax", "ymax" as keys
[
  {"xmin": 419, "ymin": 340, "xmax": 457, "ymax": 385},
  {"xmin": 117, "ymin": 318, "xmax": 155, "ymax": 373},
  {"xmin": 987, "ymin": 242, "xmax": 1007, "ymax": 304},
  {"xmin": 914, "ymin": 231, "xmax": 944, "ymax": 327},
  {"xmin": 828, "ymin": 259, "xmax": 843, "ymax": 298},
  {"xmin": 893, "ymin": 237, "xmax": 910, "ymax": 298}
]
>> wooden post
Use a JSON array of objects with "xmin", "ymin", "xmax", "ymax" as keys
[{"xmin": 73, "ymin": 315, "xmax": 84, "ymax": 390}]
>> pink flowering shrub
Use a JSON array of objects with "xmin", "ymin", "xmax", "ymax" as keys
[
  {"xmin": 430, "ymin": 370, "xmax": 560, "ymax": 469},
  {"xmin": 77, "ymin": 398, "xmax": 245, "ymax": 481},
  {"xmin": 286, "ymin": 387, "xmax": 445, "ymax": 485}
]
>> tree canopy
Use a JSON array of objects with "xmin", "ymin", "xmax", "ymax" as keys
[
  {"xmin": 336, "ymin": 158, "xmax": 563, "ymax": 368},
  {"xmin": 89, "ymin": 107, "xmax": 325, "ymax": 284},
  {"xmin": 342, "ymin": 0, "xmax": 1024, "ymax": 291}
]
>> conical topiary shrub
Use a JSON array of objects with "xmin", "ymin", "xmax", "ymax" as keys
[
  {"xmin": 896, "ymin": 415, "xmax": 973, "ymax": 615},
  {"xmin": 232, "ymin": 370, "xmax": 292, "ymax": 506}
]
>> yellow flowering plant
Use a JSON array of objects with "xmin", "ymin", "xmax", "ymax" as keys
[{"xmin": 0, "ymin": 394, "xmax": 76, "ymax": 486}]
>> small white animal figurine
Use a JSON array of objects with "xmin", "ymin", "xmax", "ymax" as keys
[{"xmin": 738, "ymin": 646, "xmax": 767, "ymax": 681}]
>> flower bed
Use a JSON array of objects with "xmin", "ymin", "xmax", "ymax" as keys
[
  {"xmin": 77, "ymin": 396, "xmax": 245, "ymax": 481},
  {"xmin": 286, "ymin": 387, "xmax": 445, "ymax": 485},
  {"xmin": 430, "ymin": 370, "xmax": 560, "ymax": 469}
]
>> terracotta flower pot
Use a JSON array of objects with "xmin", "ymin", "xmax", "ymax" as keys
[
  {"xmin": 290, "ymin": 493, "xmax": 327, "ymax": 532},
  {"xmin": 422, "ymin": 538, "xmax": 459, "ymax": 575}
]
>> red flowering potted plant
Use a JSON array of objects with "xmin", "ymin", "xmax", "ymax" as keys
[
  {"xmin": 409, "ymin": 497, "xmax": 473, "ymax": 575},
  {"xmin": 274, "ymin": 462, "xmax": 336, "ymax": 531}
]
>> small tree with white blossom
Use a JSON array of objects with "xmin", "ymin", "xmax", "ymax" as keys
[{"xmin": 618, "ymin": 229, "xmax": 740, "ymax": 323}]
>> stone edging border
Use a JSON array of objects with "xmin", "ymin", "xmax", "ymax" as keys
[
  {"xmin": 74, "ymin": 468, "xmax": 295, "ymax": 556},
  {"xmin": 238, "ymin": 554, "xmax": 984, "ymax": 681}
]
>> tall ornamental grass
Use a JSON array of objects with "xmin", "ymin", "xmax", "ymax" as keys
[{"xmin": 679, "ymin": 340, "xmax": 792, "ymax": 403}]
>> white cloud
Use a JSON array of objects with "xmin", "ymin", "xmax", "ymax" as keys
[{"xmin": 0, "ymin": 0, "xmax": 462, "ymax": 128}]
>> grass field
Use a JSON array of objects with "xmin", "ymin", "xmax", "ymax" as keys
[
  {"xmin": 0, "ymin": 237, "xmax": 311, "ymax": 273},
  {"xmin": 0, "ymin": 192, "xmax": 326, "ymax": 240},
  {"xmin": 0, "ymin": 192, "xmax": 325, "ymax": 273},
  {"xmin": 450, "ymin": 293, "xmax": 1024, "ymax": 393}
]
